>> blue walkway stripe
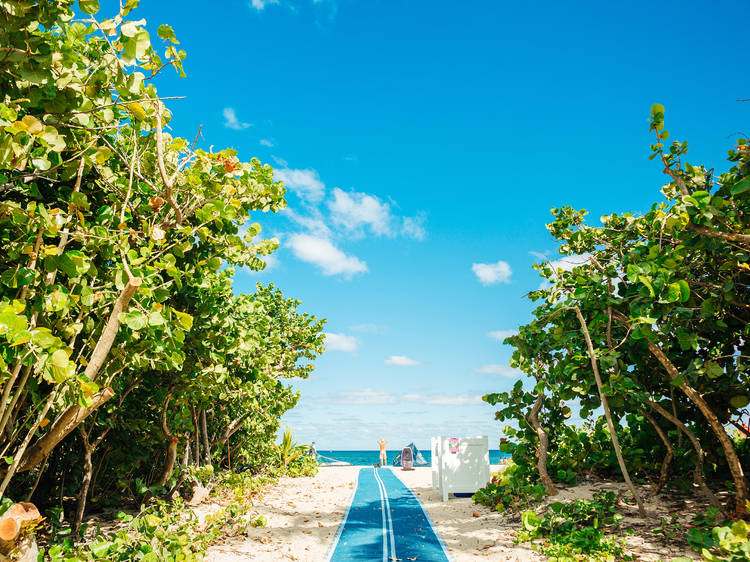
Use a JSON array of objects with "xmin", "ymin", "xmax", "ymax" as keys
[{"xmin": 328, "ymin": 468, "xmax": 451, "ymax": 562}]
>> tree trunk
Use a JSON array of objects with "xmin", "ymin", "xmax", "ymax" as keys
[
  {"xmin": 183, "ymin": 438, "xmax": 191, "ymax": 468},
  {"xmin": 210, "ymin": 410, "xmax": 254, "ymax": 446},
  {"xmin": 609, "ymin": 308, "xmax": 747, "ymax": 513},
  {"xmin": 200, "ymin": 410, "xmax": 211, "ymax": 466},
  {"xmin": 157, "ymin": 394, "xmax": 178, "ymax": 488},
  {"xmin": 573, "ymin": 306, "xmax": 646, "ymax": 517},
  {"xmin": 528, "ymin": 390, "xmax": 557, "ymax": 495},
  {"xmin": 14, "ymin": 388, "xmax": 114, "ymax": 474},
  {"xmin": 0, "ymin": 502, "xmax": 42, "ymax": 560},
  {"xmin": 645, "ymin": 340, "xmax": 747, "ymax": 513},
  {"xmin": 647, "ymin": 400, "xmax": 721, "ymax": 510},
  {"xmin": 640, "ymin": 409, "xmax": 673, "ymax": 494},
  {"xmin": 190, "ymin": 405, "xmax": 200, "ymax": 467},
  {"xmin": 88, "ymin": 277, "xmax": 141, "ymax": 382},
  {"xmin": 74, "ymin": 428, "xmax": 93, "ymax": 535}
]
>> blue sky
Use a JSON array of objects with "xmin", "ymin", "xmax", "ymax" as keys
[{"xmin": 130, "ymin": 0, "xmax": 750, "ymax": 449}]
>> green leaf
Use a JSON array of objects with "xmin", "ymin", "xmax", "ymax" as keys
[
  {"xmin": 651, "ymin": 103, "xmax": 665, "ymax": 116},
  {"xmin": 638, "ymin": 275, "xmax": 655, "ymax": 297},
  {"xmin": 730, "ymin": 177, "xmax": 750, "ymax": 195},
  {"xmin": 94, "ymin": 147, "xmax": 112, "ymax": 164},
  {"xmin": 148, "ymin": 311, "xmax": 165, "ymax": 326},
  {"xmin": 119, "ymin": 311, "xmax": 147, "ymax": 331},
  {"xmin": 157, "ymin": 24, "xmax": 178, "ymax": 43},
  {"xmin": 521, "ymin": 510, "xmax": 541, "ymax": 532},
  {"xmin": 677, "ymin": 279, "xmax": 690, "ymax": 302},
  {"xmin": 79, "ymin": 0, "xmax": 100, "ymax": 15},
  {"xmin": 665, "ymin": 282, "xmax": 681, "ymax": 303},
  {"xmin": 50, "ymin": 349, "xmax": 69, "ymax": 368},
  {"xmin": 730, "ymin": 395, "xmax": 750, "ymax": 409},
  {"xmin": 172, "ymin": 309, "xmax": 193, "ymax": 330},
  {"xmin": 705, "ymin": 361, "xmax": 723, "ymax": 379}
]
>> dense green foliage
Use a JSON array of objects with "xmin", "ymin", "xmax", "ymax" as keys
[
  {"xmin": 0, "ymin": 0, "xmax": 324, "ymax": 551},
  {"xmin": 481, "ymin": 105, "xmax": 750, "ymax": 521},
  {"xmin": 42, "ymin": 473, "xmax": 274, "ymax": 561},
  {"xmin": 518, "ymin": 492, "xmax": 626, "ymax": 561}
]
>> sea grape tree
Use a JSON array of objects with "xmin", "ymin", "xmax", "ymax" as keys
[
  {"xmin": 487, "ymin": 105, "xmax": 750, "ymax": 514},
  {"xmin": 0, "ymin": 0, "xmax": 306, "ymax": 502}
]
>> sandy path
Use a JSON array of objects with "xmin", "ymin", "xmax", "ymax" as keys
[
  {"xmin": 205, "ymin": 467, "xmax": 357, "ymax": 561},
  {"xmin": 205, "ymin": 466, "xmax": 541, "ymax": 561},
  {"xmin": 205, "ymin": 466, "xmax": 698, "ymax": 561},
  {"xmin": 394, "ymin": 466, "xmax": 543, "ymax": 561}
]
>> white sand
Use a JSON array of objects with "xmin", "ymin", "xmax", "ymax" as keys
[
  {"xmin": 205, "ymin": 466, "xmax": 698, "ymax": 561},
  {"xmin": 205, "ymin": 467, "xmax": 357, "ymax": 561}
]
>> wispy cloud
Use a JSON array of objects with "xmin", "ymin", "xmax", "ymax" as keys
[
  {"xmin": 315, "ymin": 390, "xmax": 481, "ymax": 407},
  {"xmin": 250, "ymin": 0, "xmax": 279, "ymax": 10},
  {"xmin": 385, "ymin": 355, "xmax": 421, "ymax": 367},
  {"xmin": 548, "ymin": 253, "xmax": 591, "ymax": 272},
  {"xmin": 488, "ymin": 329, "xmax": 518, "ymax": 342},
  {"xmin": 475, "ymin": 364, "xmax": 522, "ymax": 377},
  {"xmin": 402, "ymin": 393, "xmax": 482, "ymax": 406},
  {"xmin": 328, "ymin": 188, "xmax": 393, "ymax": 237},
  {"xmin": 286, "ymin": 233, "xmax": 367, "ymax": 277},
  {"xmin": 318, "ymin": 389, "xmax": 397, "ymax": 405},
  {"xmin": 472, "ymin": 260, "xmax": 512, "ymax": 285},
  {"xmin": 402, "ymin": 213, "xmax": 427, "ymax": 240},
  {"xmin": 283, "ymin": 208, "xmax": 331, "ymax": 237},
  {"xmin": 260, "ymin": 139, "xmax": 274, "ymax": 147},
  {"xmin": 275, "ymin": 168, "xmax": 326, "ymax": 203},
  {"xmin": 529, "ymin": 250, "xmax": 551, "ymax": 261},
  {"xmin": 324, "ymin": 332, "xmax": 359, "ymax": 352},
  {"xmin": 223, "ymin": 107, "xmax": 251, "ymax": 130}
]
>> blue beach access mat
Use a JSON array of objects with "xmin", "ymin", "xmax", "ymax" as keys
[{"xmin": 327, "ymin": 467, "xmax": 451, "ymax": 562}]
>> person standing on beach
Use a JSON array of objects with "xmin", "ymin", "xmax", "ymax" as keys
[{"xmin": 377, "ymin": 439, "xmax": 388, "ymax": 466}]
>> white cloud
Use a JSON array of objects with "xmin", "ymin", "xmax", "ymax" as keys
[
  {"xmin": 287, "ymin": 233, "xmax": 367, "ymax": 277},
  {"xmin": 223, "ymin": 107, "xmax": 251, "ymax": 130},
  {"xmin": 488, "ymin": 330, "xmax": 518, "ymax": 342},
  {"xmin": 283, "ymin": 208, "xmax": 331, "ymax": 237},
  {"xmin": 472, "ymin": 260, "xmax": 512, "ymax": 285},
  {"xmin": 402, "ymin": 393, "xmax": 482, "ymax": 406},
  {"xmin": 324, "ymin": 332, "xmax": 359, "ymax": 352},
  {"xmin": 328, "ymin": 188, "xmax": 393, "ymax": 237},
  {"xmin": 275, "ymin": 168, "xmax": 326, "ymax": 203},
  {"xmin": 548, "ymin": 253, "xmax": 591, "ymax": 272},
  {"xmin": 475, "ymin": 364, "xmax": 522, "ymax": 377},
  {"xmin": 318, "ymin": 389, "xmax": 396, "ymax": 405},
  {"xmin": 529, "ymin": 250, "xmax": 551, "ymax": 261},
  {"xmin": 402, "ymin": 213, "xmax": 427, "ymax": 240},
  {"xmin": 272, "ymin": 155, "xmax": 288, "ymax": 167},
  {"xmin": 260, "ymin": 139, "xmax": 274, "ymax": 147},
  {"xmin": 385, "ymin": 355, "xmax": 421, "ymax": 366},
  {"xmin": 250, "ymin": 0, "xmax": 279, "ymax": 10}
]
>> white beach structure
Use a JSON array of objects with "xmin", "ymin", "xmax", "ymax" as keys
[{"xmin": 431, "ymin": 435, "xmax": 491, "ymax": 501}]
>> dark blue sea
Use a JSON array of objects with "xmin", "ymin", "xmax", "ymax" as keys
[{"xmin": 316, "ymin": 449, "xmax": 510, "ymax": 466}]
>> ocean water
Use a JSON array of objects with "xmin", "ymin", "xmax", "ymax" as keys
[{"xmin": 316, "ymin": 449, "xmax": 510, "ymax": 466}]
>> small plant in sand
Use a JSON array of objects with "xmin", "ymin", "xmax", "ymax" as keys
[{"xmin": 517, "ymin": 492, "xmax": 628, "ymax": 561}]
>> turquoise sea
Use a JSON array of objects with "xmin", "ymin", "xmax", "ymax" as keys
[{"xmin": 316, "ymin": 449, "xmax": 510, "ymax": 466}]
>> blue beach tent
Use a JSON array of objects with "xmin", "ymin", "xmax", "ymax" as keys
[{"xmin": 392, "ymin": 442, "xmax": 428, "ymax": 467}]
